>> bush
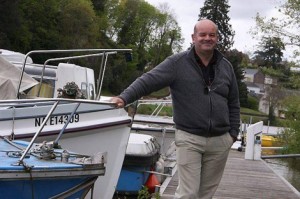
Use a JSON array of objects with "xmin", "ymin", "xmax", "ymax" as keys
[{"xmin": 246, "ymin": 95, "xmax": 259, "ymax": 110}]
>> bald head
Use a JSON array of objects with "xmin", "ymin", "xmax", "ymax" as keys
[
  {"xmin": 192, "ymin": 19, "xmax": 219, "ymax": 56},
  {"xmin": 194, "ymin": 19, "xmax": 218, "ymax": 35}
]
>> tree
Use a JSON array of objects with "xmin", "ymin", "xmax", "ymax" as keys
[
  {"xmin": 280, "ymin": 95, "xmax": 300, "ymax": 153},
  {"xmin": 106, "ymin": 0, "xmax": 183, "ymax": 71},
  {"xmin": 58, "ymin": 0, "xmax": 99, "ymax": 49},
  {"xmin": 254, "ymin": 36, "xmax": 285, "ymax": 69},
  {"xmin": 224, "ymin": 49, "xmax": 248, "ymax": 107},
  {"xmin": 254, "ymin": 0, "xmax": 300, "ymax": 60},
  {"xmin": 261, "ymin": 85, "xmax": 287, "ymax": 125},
  {"xmin": 198, "ymin": 0, "xmax": 235, "ymax": 53},
  {"xmin": 149, "ymin": 3, "xmax": 183, "ymax": 67},
  {"xmin": 0, "ymin": 0, "xmax": 21, "ymax": 49},
  {"xmin": 18, "ymin": 0, "xmax": 62, "ymax": 52}
]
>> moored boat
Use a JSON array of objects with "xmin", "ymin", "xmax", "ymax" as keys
[
  {"xmin": 0, "ymin": 48, "xmax": 133, "ymax": 199},
  {"xmin": 0, "ymin": 131, "xmax": 106, "ymax": 198},
  {"xmin": 115, "ymin": 133, "xmax": 161, "ymax": 195},
  {"xmin": 262, "ymin": 135, "xmax": 281, "ymax": 147}
]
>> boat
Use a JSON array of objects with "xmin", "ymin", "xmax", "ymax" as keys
[
  {"xmin": 0, "ymin": 135, "xmax": 106, "ymax": 199},
  {"xmin": 0, "ymin": 49, "xmax": 133, "ymax": 199},
  {"xmin": 115, "ymin": 133, "xmax": 161, "ymax": 195},
  {"xmin": 262, "ymin": 135, "xmax": 281, "ymax": 147}
]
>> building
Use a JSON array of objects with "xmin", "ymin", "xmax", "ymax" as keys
[{"xmin": 243, "ymin": 69, "xmax": 265, "ymax": 94}]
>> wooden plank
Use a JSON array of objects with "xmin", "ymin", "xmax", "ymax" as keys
[{"xmin": 160, "ymin": 150, "xmax": 300, "ymax": 199}]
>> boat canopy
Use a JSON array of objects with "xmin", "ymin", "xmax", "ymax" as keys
[
  {"xmin": 0, "ymin": 49, "xmax": 33, "ymax": 63},
  {"xmin": 0, "ymin": 56, "xmax": 38, "ymax": 100}
]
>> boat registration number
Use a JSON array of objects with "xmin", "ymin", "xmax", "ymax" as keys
[{"xmin": 35, "ymin": 114, "xmax": 80, "ymax": 127}]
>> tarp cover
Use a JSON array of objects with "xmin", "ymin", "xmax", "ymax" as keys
[{"xmin": 0, "ymin": 56, "xmax": 38, "ymax": 100}]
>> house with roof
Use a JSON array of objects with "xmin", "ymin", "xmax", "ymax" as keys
[
  {"xmin": 243, "ymin": 69, "xmax": 265, "ymax": 94},
  {"xmin": 244, "ymin": 69, "xmax": 265, "ymax": 84}
]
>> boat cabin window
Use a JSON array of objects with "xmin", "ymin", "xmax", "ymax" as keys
[
  {"xmin": 81, "ymin": 82, "xmax": 88, "ymax": 99},
  {"xmin": 89, "ymin": 83, "xmax": 95, "ymax": 100},
  {"xmin": 26, "ymin": 78, "xmax": 55, "ymax": 98},
  {"xmin": 20, "ymin": 66, "xmax": 56, "ymax": 98}
]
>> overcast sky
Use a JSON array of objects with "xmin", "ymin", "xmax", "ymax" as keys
[{"xmin": 145, "ymin": 0, "xmax": 294, "ymax": 61}]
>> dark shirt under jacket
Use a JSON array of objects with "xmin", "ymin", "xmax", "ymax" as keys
[{"xmin": 194, "ymin": 49, "xmax": 216, "ymax": 87}]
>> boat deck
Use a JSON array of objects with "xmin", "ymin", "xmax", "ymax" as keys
[{"xmin": 160, "ymin": 149, "xmax": 300, "ymax": 199}]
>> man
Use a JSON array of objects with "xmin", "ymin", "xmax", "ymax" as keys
[{"xmin": 111, "ymin": 19, "xmax": 240, "ymax": 199}]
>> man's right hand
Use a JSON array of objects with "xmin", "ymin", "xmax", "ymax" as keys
[{"xmin": 110, "ymin": 97, "xmax": 125, "ymax": 108}]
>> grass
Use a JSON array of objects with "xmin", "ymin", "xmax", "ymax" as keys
[
  {"xmin": 240, "ymin": 107, "xmax": 269, "ymax": 125},
  {"xmin": 136, "ymin": 103, "xmax": 272, "ymax": 125},
  {"xmin": 136, "ymin": 104, "xmax": 172, "ymax": 116},
  {"xmin": 240, "ymin": 107, "xmax": 268, "ymax": 117}
]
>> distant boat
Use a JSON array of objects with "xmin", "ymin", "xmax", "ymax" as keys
[
  {"xmin": 0, "ymin": 49, "xmax": 133, "ymax": 199},
  {"xmin": 262, "ymin": 135, "xmax": 281, "ymax": 147},
  {"xmin": 115, "ymin": 133, "xmax": 161, "ymax": 195}
]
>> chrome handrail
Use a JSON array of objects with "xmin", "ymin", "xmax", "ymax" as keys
[{"xmin": 16, "ymin": 49, "xmax": 132, "ymax": 99}]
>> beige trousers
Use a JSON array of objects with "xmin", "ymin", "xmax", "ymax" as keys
[{"xmin": 174, "ymin": 129, "xmax": 233, "ymax": 199}]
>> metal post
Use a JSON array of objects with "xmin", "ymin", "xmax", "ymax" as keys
[
  {"xmin": 18, "ymin": 100, "xmax": 60, "ymax": 164},
  {"xmin": 245, "ymin": 121, "xmax": 263, "ymax": 160},
  {"xmin": 54, "ymin": 102, "xmax": 81, "ymax": 145}
]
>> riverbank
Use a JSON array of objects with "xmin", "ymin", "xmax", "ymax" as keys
[{"xmin": 265, "ymin": 158, "xmax": 300, "ymax": 193}]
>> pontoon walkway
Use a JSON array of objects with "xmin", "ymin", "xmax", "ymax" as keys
[{"xmin": 160, "ymin": 149, "xmax": 300, "ymax": 199}]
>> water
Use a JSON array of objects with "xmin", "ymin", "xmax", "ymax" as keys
[{"xmin": 265, "ymin": 158, "xmax": 300, "ymax": 193}]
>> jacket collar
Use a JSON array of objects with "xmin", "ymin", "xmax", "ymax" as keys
[{"xmin": 187, "ymin": 45, "xmax": 223, "ymax": 66}]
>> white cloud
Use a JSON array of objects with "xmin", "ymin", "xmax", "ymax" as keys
[{"xmin": 145, "ymin": 0, "xmax": 295, "ymax": 61}]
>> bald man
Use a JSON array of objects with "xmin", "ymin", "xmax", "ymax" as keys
[{"xmin": 111, "ymin": 19, "xmax": 240, "ymax": 199}]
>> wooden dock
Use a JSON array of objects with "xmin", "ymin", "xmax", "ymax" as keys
[{"xmin": 160, "ymin": 149, "xmax": 300, "ymax": 199}]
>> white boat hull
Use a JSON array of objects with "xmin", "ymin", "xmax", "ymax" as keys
[
  {"xmin": 60, "ymin": 123, "xmax": 131, "ymax": 199},
  {"xmin": 0, "ymin": 99, "xmax": 132, "ymax": 199}
]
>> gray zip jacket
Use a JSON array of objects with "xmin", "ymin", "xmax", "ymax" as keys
[{"xmin": 119, "ymin": 47, "xmax": 240, "ymax": 138}]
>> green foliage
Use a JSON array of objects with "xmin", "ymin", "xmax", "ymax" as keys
[
  {"xmin": 26, "ymin": 0, "xmax": 62, "ymax": 48},
  {"xmin": 240, "ymin": 107, "xmax": 263, "ymax": 115},
  {"xmin": 282, "ymin": 73, "xmax": 300, "ymax": 89},
  {"xmin": 198, "ymin": 0, "xmax": 235, "ymax": 53},
  {"xmin": 254, "ymin": 36, "xmax": 285, "ymax": 69},
  {"xmin": 0, "ymin": 0, "xmax": 22, "ymax": 49},
  {"xmin": 240, "ymin": 115, "xmax": 269, "ymax": 125},
  {"xmin": 137, "ymin": 186, "xmax": 151, "ymax": 199},
  {"xmin": 245, "ymin": 95, "xmax": 259, "ymax": 110},
  {"xmin": 58, "ymin": 0, "xmax": 99, "ymax": 49},
  {"xmin": 281, "ymin": 96, "xmax": 300, "ymax": 121},
  {"xmin": 224, "ymin": 49, "xmax": 248, "ymax": 107},
  {"xmin": 253, "ymin": 0, "xmax": 300, "ymax": 58},
  {"xmin": 0, "ymin": 0, "xmax": 184, "ymax": 95},
  {"xmin": 149, "ymin": 87, "xmax": 170, "ymax": 98},
  {"xmin": 280, "ymin": 96, "xmax": 300, "ymax": 153},
  {"xmin": 240, "ymin": 107, "xmax": 269, "ymax": 125},
  {"xmin": 281, "ymin": 120, "xmax": 300, "ymax": 154},
  {"xmin": 153, "ymin": 192, "xmax": 161, "ymax": 199},
  {"xmin": 137, "ymin": 104, "xmax": 173, "ymax": 117}
]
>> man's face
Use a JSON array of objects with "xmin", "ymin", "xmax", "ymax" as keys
[{"xmin": 192, "ymin": 22, "xmax": 218, "ymax": 53}]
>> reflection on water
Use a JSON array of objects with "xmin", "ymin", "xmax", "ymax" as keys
[{"xmin": 265, "ymin": 158, "xmax": 300, "ymax": 193}]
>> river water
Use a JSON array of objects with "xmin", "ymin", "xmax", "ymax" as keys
[{"xmin": 264, "ymin": 158, "xmax": 300, "ymax": 193}]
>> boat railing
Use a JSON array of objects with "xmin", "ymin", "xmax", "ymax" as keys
[
  {"xmin": 0, "ymin": 98, "xmax": 117, "ymax": 165},
  {"xmin": 0, "ymin": 97, "xmax": 116, "ymax": 108},
  {"xmin": 132, "ymin": 99, "xmax": 174, "ymax": 130},
  {"xmin": 137, "ymin": 99, "xmax": 172, "ymax": 117},
  {"xmin": 132, "ymin": 99, "xmax": 175, "ymax": 156},
  {"xmin": 16, "ymin": 49, "xmax": 132, "ymax": 99}
]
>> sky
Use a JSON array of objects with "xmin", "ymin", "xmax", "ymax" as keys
[{"xmin": 145, "ymin": 0, "xmax": 294, "ymax": 61}]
